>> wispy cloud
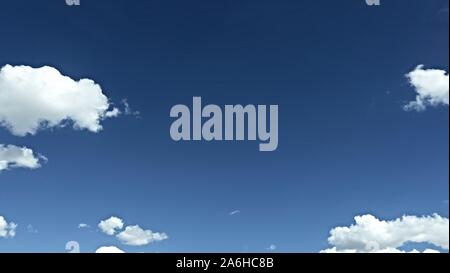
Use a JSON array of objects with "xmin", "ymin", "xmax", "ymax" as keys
[
  {"xmin": 26, "ymin": 224, "xmax": 38, "ymax": 234},
  {"xmin": 78, "ymin": 223, "xmax": 90, "ymax": 229},
  {"xmin": 122, "ymin": 99, "xmax": 140, "ymax": 117}
]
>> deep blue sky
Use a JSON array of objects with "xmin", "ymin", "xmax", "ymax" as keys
[{"xmin": 0, "ymin": 0, "xmax": 448, "ymax": 252}]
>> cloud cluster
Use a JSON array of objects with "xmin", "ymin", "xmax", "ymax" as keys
[
  {"xmin": 0, "ymin": 65, "xmax": 120, "ymax": 136},
  {"xmin": 0, "ymin": 216, "xmax": 17, "ymax": 238},
  {"xmin": 404, "ymin": 65, "xmax": 449, "ymax": 111},
  {"xmin": 0, "ymin": 64, "xmax": 128, "ymax": 174},
  {"xmin": 0, "ymin": 144, "xmax": 45, "ymax": 172},
  {"xmin": 98, "ymin": 216, "xmax": 168, "ymax": 246},
  {"xmin": 321, "ymin": 247, "xmax": 441, "ymax": 253},
  {"xmin": 321, "ymin": 214, "xmax": 449, "ymax": 253}
]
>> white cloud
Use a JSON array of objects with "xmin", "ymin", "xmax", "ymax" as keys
[
  {"xmin": 321, "ymin": 247, "xmax": 441, "ymax": 253},
  {"xmin": 0, "ymin": 64, "xmax": 120, "ymax": 136},
  {"xmin": 104, "ymin": 108, "xmax": 121, "ymax": 118},
  {"xmin": 0, "ymin": 144, "xmax": 45, "ymax": 172},
  {"xmin": 116, "ymin": 225, "xmax": 168, "ymax": 246},
  {"xmin": 98, "ymin": 216, "xmax": 124, "ymax": 235},
  {"xmin": 229, "ymin": 210, "xmax": 240, "ymax": 216},
  {"xmin": 95, "ymin": 246, "xmax": 125, "ymax": 253},
  {"xmin": 404, "ymin": 65, "xmax": 449, "ymax": 111},
  {"xmin": 78, "ymin": 223, "xmax": 90, "ymax": 229},
  {"xmin": 97, "ymin": 216, "xmax": 168, "ymax": 247},
  {"xmin": 0, "ymin": 216, "xmax": 17, "ymax": 238},
  {"xmin": 122, "ymin": 99, "xmax": 140, "ymax": 116},
  {"xmin": 321, "ymin": 214, "xmax": 449, "ymax": 253}
]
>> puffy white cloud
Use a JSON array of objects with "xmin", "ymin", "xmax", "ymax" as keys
[
  {"xmin": 95, "ymin": 246, "xmax": 125, "ymax": 253},
  {"xmin": 0, "ymin": 144, "xmax": 45, "ymax": 172},
  {"xmin": 97, "ymin": 216, "xmax": 168, "ymax": 247},
  {"xmin": 0, "ymin": 216, "xmax": 17, "ymax": 238},
  {"xmin": 0, "ymin": 64, "xmax": 120, "ymax": 136},
  {"xmin": 321, "ymin": 214, "xmax": 449, "ymax": 253},
  {"xmin": 116, "ymin": 225, "xmax": 168, "ymax": 246},
  {"xmin": 98, "ymin": 216, "xmax": 124, "ymax": 235},
  {"xmin": 404, "ymin": 65, "xmax": 449, "ymax": 111}
]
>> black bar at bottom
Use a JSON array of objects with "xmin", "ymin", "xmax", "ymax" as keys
[{"xmin": 0, "ymin": 253, "xmax": 447, "ymax": 272}]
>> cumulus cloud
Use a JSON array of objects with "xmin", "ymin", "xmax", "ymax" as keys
[
  {"xmin": 0, "ymin": 64, "xmax": 120, "ymax": 136},
  {"xmin": 404, "ymin": 65, "xmax": 449, "ymax": 111},
  {"xmin": 95, "ymin": 246, "xmax": 125, "ymax": 253},
  {"xmin": 116, "ymin": 225, "xmax": 168, "ymax": 246},
  {"xmin": 0, "ymin": 144, "xmax": 45, "ymax": 172},
  {"xmin": 321, "ymin": 214, "xmax": 449, "ymax": 253},
  {"xmin": 98, "ymin": 216, "xmax": 124, "ymax": 235},
  {"xmin": 0, "ymin": 216, "xmax": 17, "ymax": 238},
  {"xmin": 98, "ymin": 216, "xmax": 168, "ymax": 247}
]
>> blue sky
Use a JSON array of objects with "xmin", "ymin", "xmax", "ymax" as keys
[{"xmin": 0, "ymin": 0, "xmax": 448, "ymax": 253}]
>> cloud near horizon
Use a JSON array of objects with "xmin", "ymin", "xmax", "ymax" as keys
[
  {"xmin": 321, "ymin": 214, "xmax": 449, "ymax": 253},
  {"xmin": 95, "ymin": 246, "xmax": 125, "ymax": 253},
  {"xmin": 117, "ymin": 225, "xmax": 168, "ymax": 246},
  {"xmin": 98, "ymin": 216, "xmax": 168, "ymax": 246}
]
